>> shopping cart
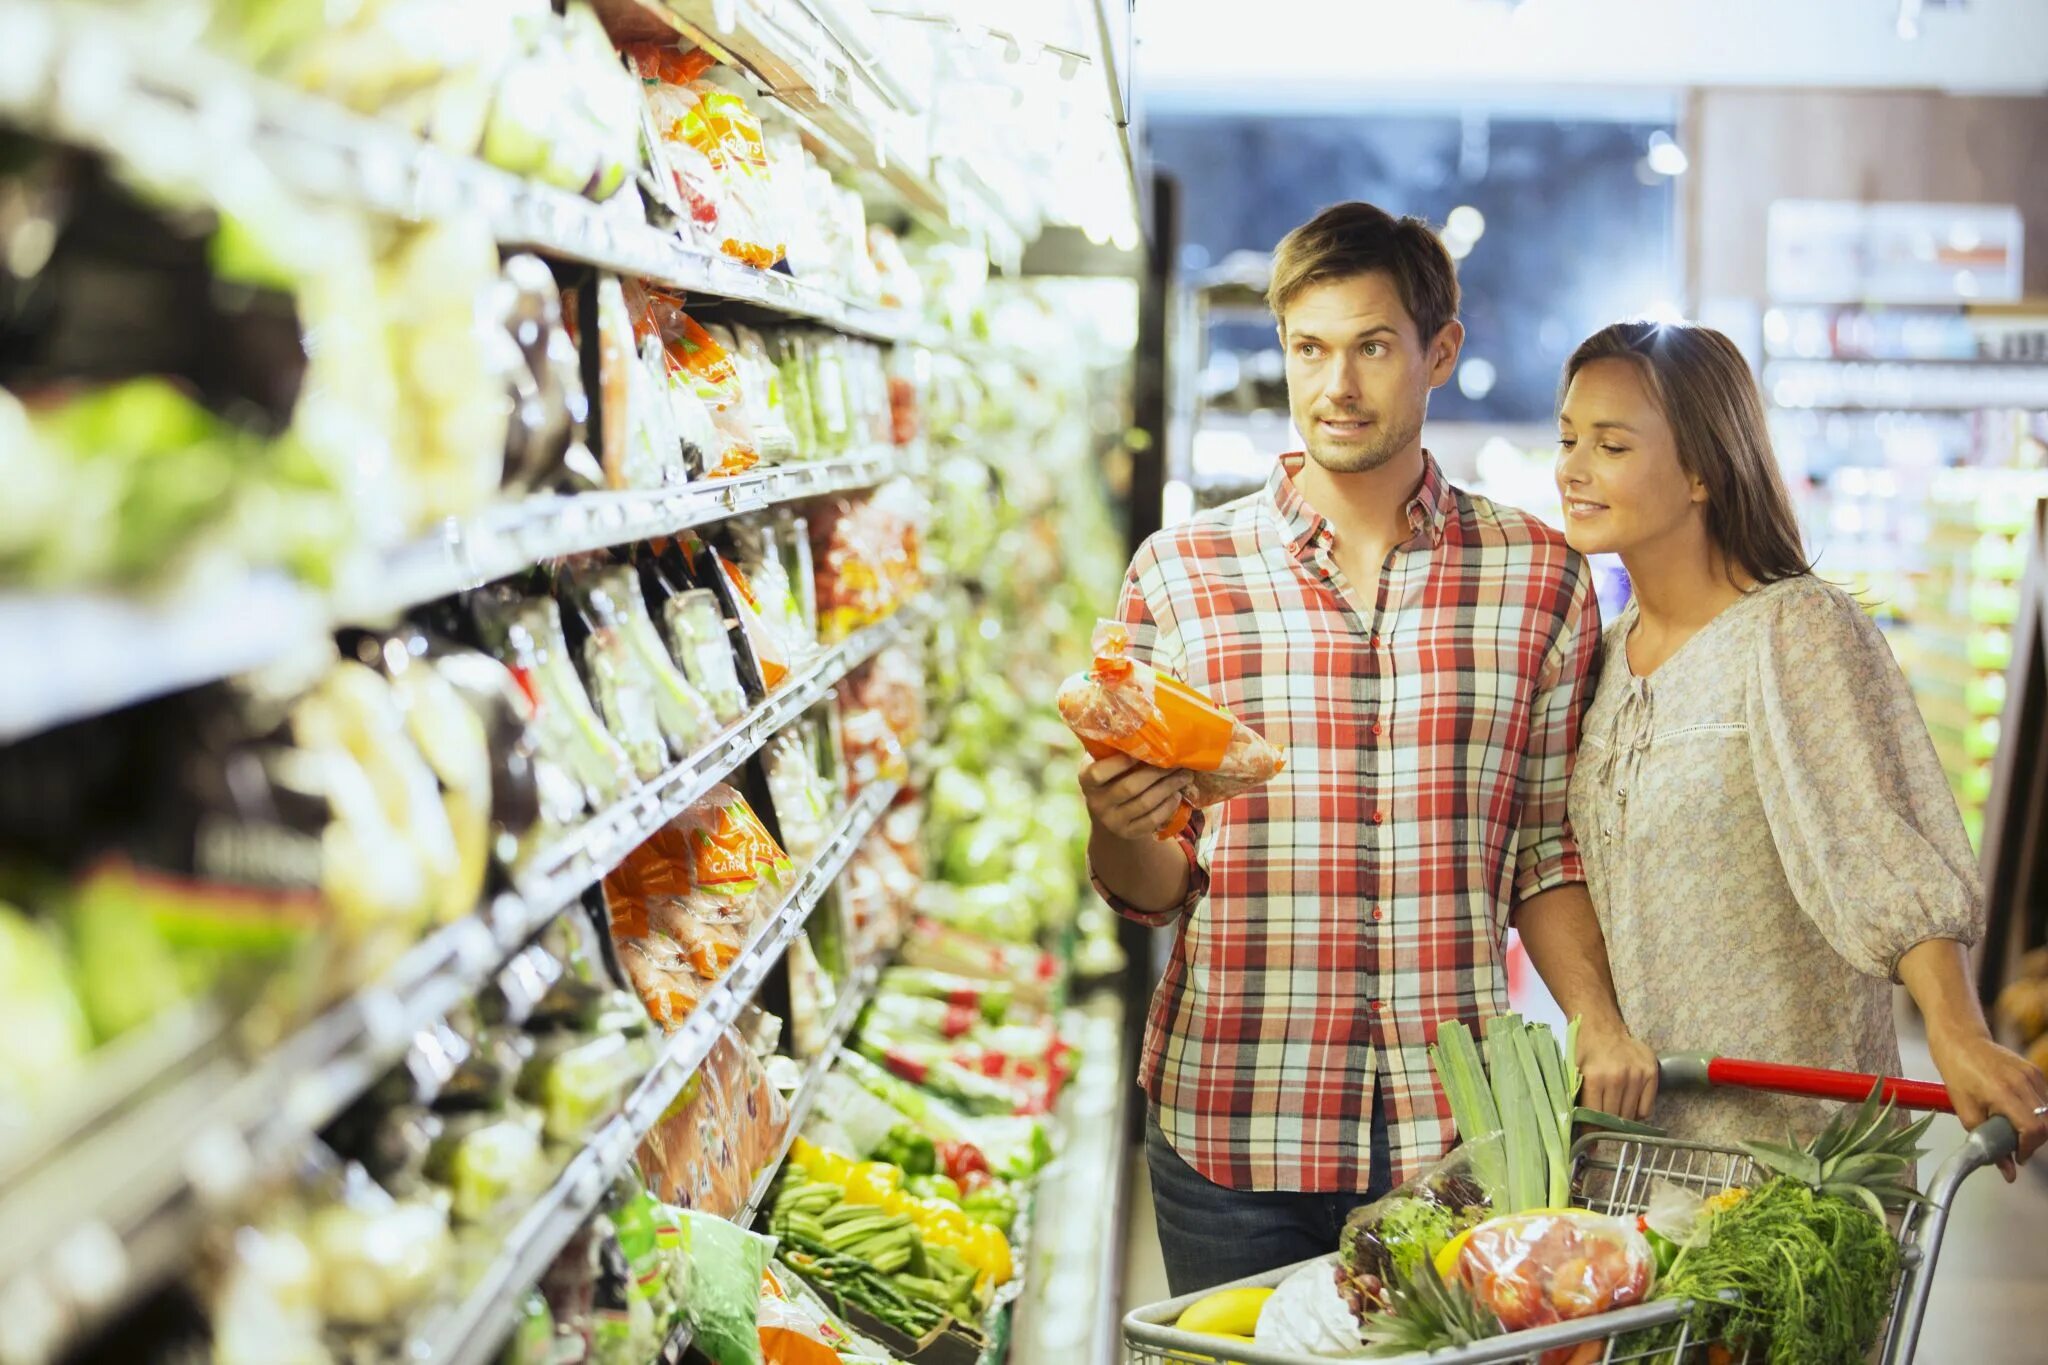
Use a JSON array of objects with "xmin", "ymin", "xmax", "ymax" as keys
[{"xmin": 1122, "ymin": 1055, "xmax": 2022, "ymax": 1365}]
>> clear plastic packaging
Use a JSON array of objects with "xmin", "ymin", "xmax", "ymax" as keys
[
  {"xmin": 604, "ymin": 785, "xmax": 792, "ymax": 1026},
  {"xmin": 576, "ymin": 579, "xmax": 670, "ymax": 782},
  {"xmin": 1057, "ymin": 619, "xmax": 1285, "ymax": 837},
  {"xmin": 486, "ymin": 594, "xmax": 638, "ymax": 808},
  {"xmin": 762, "ymin": 729, "xmax": 833, "ymax": 864},
  {"xmin": 637, "ymin": 1028, "xmax": 789, "ymax": 1215},
  {"xmin": 717, "ymin": 550, "xmax": 795, "ymax": 692},
  {"xmin": 661, "ymin": 584, "xmax": 749, "ymax": 722},
  {"xmin": 639, "ymin": 288, "xmax": 758, "ymax": 476},
  {"xmin": 723, "ymin": 323, "xmax": 796, "ymax": 461},
  {"xmin": 580, "ymin": 565, "xmax": 718, "ymax": 760},
  {"xmin": 1455, "ymin": 1210, "xmax": 1655, "ymax": 1335},
  {"xmin": 839, "ymin": 708, "xmax": 907, "ymax": 797},
  {"xmin": 1338, "ymin": 1143, "xmax": 1496, "ymax": 1317}
]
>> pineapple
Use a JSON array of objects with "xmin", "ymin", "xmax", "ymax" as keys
[
  {"xmin": 1738, "ymin": 1084, "xmax": 1932, "ymax": 1221},
  {"xmin": 1359, "ymin": 1255, "xmax": 1501, "ymax": 1358}
]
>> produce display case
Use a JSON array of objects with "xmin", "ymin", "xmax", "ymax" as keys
[
  {"xmin": 0, "ymin": 3, "xmax": 1144, "ymax": 1363},
  {"xmin": 1762, "ymin": 296, "xmax": 2048, "ymax": 845},
  {"xmin": 1980, "ymin": 498, "xmax": 2048, "ymax": 1100}
]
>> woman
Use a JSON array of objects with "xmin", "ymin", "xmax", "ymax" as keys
[{"xmin": 1555, "ymin": 319, "xmax": 2048, "ymax": 1169}]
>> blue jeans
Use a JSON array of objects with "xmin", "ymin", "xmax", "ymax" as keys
[{"xmin": 1144, "ymin": 1095, "xmax": 1394, "ymax": 1298}]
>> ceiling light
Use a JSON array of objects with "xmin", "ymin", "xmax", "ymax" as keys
[
  {"xmin": 1457, "ymin": 357, "xmax": 1498, "ymax": 400},
  {"xmin": 1646, "ymin": 131, "xmax": 1689, "ymax": 177}
]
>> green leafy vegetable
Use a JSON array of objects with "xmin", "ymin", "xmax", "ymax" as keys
[{"xmin": 1430, "ymin": 1013, "xmax": 1601, "ymax": 1214}]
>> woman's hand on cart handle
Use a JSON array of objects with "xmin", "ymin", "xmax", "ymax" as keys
[
  {"xmin": 1656, "ymin": 1051, "xmax": 2044, "ymax": 1178},
  {"xmin": 1924, "ymin": 1027, "xmax": 2048, "ymax": 1180}
]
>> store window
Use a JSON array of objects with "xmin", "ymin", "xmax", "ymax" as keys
[{"xmin": 1151, "ymin": 108, "xmax": 1683, "ymax": 425}]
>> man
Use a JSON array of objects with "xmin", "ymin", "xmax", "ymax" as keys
[{"xmin": 1083, "ymin": 202, "xmax": 1658, "ymax": 1295}]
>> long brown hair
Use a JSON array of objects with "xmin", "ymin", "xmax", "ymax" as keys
[{"xmin": 1563, "ymin": 321, "xmax": 1810, "ymax": 584}]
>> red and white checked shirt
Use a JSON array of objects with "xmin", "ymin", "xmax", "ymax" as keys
[{"xmin": 1094, "ymin": 453, "xmax": 1601, "ymax": 1192}]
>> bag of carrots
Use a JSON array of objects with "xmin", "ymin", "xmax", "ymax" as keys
[{"xmin": 1057, "ymin": 620, "xmax": 1284, "ymax": 838}]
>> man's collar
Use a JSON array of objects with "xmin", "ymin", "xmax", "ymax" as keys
[{"xmin": 1268, "ymin": 451, "xmax": 1454, "ymax": 553}]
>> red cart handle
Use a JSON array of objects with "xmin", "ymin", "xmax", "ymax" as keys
[{"xmin": 1658, "ymin": 1052, "xmax": 1954, "ymax": 1113}]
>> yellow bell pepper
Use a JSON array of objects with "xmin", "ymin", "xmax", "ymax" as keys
[
  {"xmin": 789, "ymin": 1138, "xmax": 854, "ymax": 1186},
  {"xmin": 918, "ymin": 1204, "xmax": 973, "ymax": 1242},
  {"xmin": 968, "ymin": 1224, "xmax": 1013, "ymax": 1285},
  {"xmin": 844, "ymin": 1161, "xmax": 905, "ymax": 1206}
]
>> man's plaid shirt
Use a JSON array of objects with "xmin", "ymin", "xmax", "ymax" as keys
[{"xmin": 1094, "ymin": 454, "xmax": 1600, "ymax": 1192}]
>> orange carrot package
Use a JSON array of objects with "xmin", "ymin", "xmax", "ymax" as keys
[
  {"xmin": 1056, "ymin": 619, "xmax": 1284, "ymax": 837},
  {"xmin": 604, "ymin": 784, "xmax": 794, "ymax": 1028}
]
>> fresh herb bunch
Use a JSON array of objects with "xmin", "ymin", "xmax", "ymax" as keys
[{"xmin": 1632, "ymin": 1086, "xmax": 1926, "ymax": 1365}]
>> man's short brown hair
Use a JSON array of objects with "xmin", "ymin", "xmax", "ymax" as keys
[{"xmin": 1267, "ymin": 202, "xmax": 1461, "ymax": 344}]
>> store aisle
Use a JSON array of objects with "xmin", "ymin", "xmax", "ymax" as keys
[{"xmin": 1122, "ymin": 1155, "xmax": 1172, "ymax": 1321}]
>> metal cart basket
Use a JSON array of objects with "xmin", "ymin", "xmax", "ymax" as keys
[{"xmin": 1123, "ymin": 1056, "xmax": 2021, "ymax": 1365}]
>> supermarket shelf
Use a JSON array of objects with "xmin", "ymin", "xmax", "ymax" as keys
[
  {"xmin": 515, "ymin": 597, "xmax": 932, "ymax": 918},
  {"xmin": 342, "ymin": 450, "xmax": 900, "ymax": 623},
  {"xmin": 1764, "ymin": 359, "xmax": 2048, "ymax": 412},
  {"xmin": 0, "ymin": 604, "xmax": 930, "ymax": 1365},
  {"xmin": 0, "ymin": 0, "xmax": 915, "ymax": 344},
  {"xmin": 0, "ymin": 450, "xmax": 903, "ymax": 744},
  {"xmin": 415, "ymin": 778, "xmax": 902, "ymax": 1365},
  {"xmin": 655, "ymin": 929, "xmax": 903, "ymax": 1365},
  {"xmin": 643, "ymin": 0, "xmax": 951, "ymax": 225}
]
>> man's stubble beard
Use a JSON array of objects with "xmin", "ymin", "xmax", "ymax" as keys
[{"xmin": 1299, "ymin": 408, "xmax": 1423, "ymax": 475}]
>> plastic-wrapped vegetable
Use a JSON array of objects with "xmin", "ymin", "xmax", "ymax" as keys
[
  {"xmin": 377, "ymin": 216, "xmax": 509, "ymax": 527},
  {"xmin": 493, "ymin": 255, "xmax": 589, "ymax": 493},
  {"xmin": 481, "ymin": 2, "xmax": 639, "ymax": 199},
  {"xmin": 839, "ymin": 709, "xmax": 906, "ymax": 797},
  {"xmin": 0, "ymin": 904, "xmax": 91, "ymax": 1145},
  {"xmin": 732, "ymin": 325, "xmax": 795, "ymax": 459},
  {"xmin": 659, "ymin": 583, "xmax": 749, "ymax": 723},
  {"xmin": 588, "ymin": 566, "xmax": 718, "ymax": 756},
  {"xmin": 604, "ymin": 786, "xmax": 790, "ymax": 1026},
  {"xmin": 427, "ymin": 1107, "xmax": 549, "ymax": 1224},
  {"xmin": 1338, "ymin": 1145, "xmax": 1493, "ymax": 1315},
  {"xmin": 572, "ymin": 574, "xmax": 674, "ymax": 780},
  {"xmin": 674, "ymin": 1211, "xmax": 778, "ymax": 1365},
  {"xmin": 566, "ymin": 276, "xmax": 683, "ymax": 490},
  {"xmin": 476, "ymin": 591, "xmax": 636, "ymax": 809},
  {"xmin": 611, "ymin": 1170, "xmax": 679, "ymax": 1341},
  {"xmin": 519, "ymin": 1030, "xmax": 647, "ymax": 1142},
  {"xmin": 306, "ymin": 1170, "xmax": 455, "ymax": 1327},
  {"xmin": 1058, "ymin": 619, "xmax": 1284, "ymax": 837},
  {"xmin": 1455, "ymin": 1210, "xmax": 1655, "ymax": 1335},
  {"xmin": 716, "ymin": 551, "xmax": 794, "ymax": 691},
  {"xmin": 637, "ymin": 287, "xmax": 758, "ymax": 475},
  {"xmin": 615, "ymin": 936, "xmax": 711, "ymax": 1030},
  {"xmin": 292, "ymin": 660, "xmax": 461, "ymax": 953},
  {"xmin": 761, "ymin": 729, "xmax": 833, "ymax": 864},
  {"xmin": 372, "ymin": 636, "xmax": 496, "ymax": 921}
]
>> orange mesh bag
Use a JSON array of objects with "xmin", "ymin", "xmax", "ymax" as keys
[{"xmin": 1056, "ymin": 619, "xmax": 1284, "ymax": 838}]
